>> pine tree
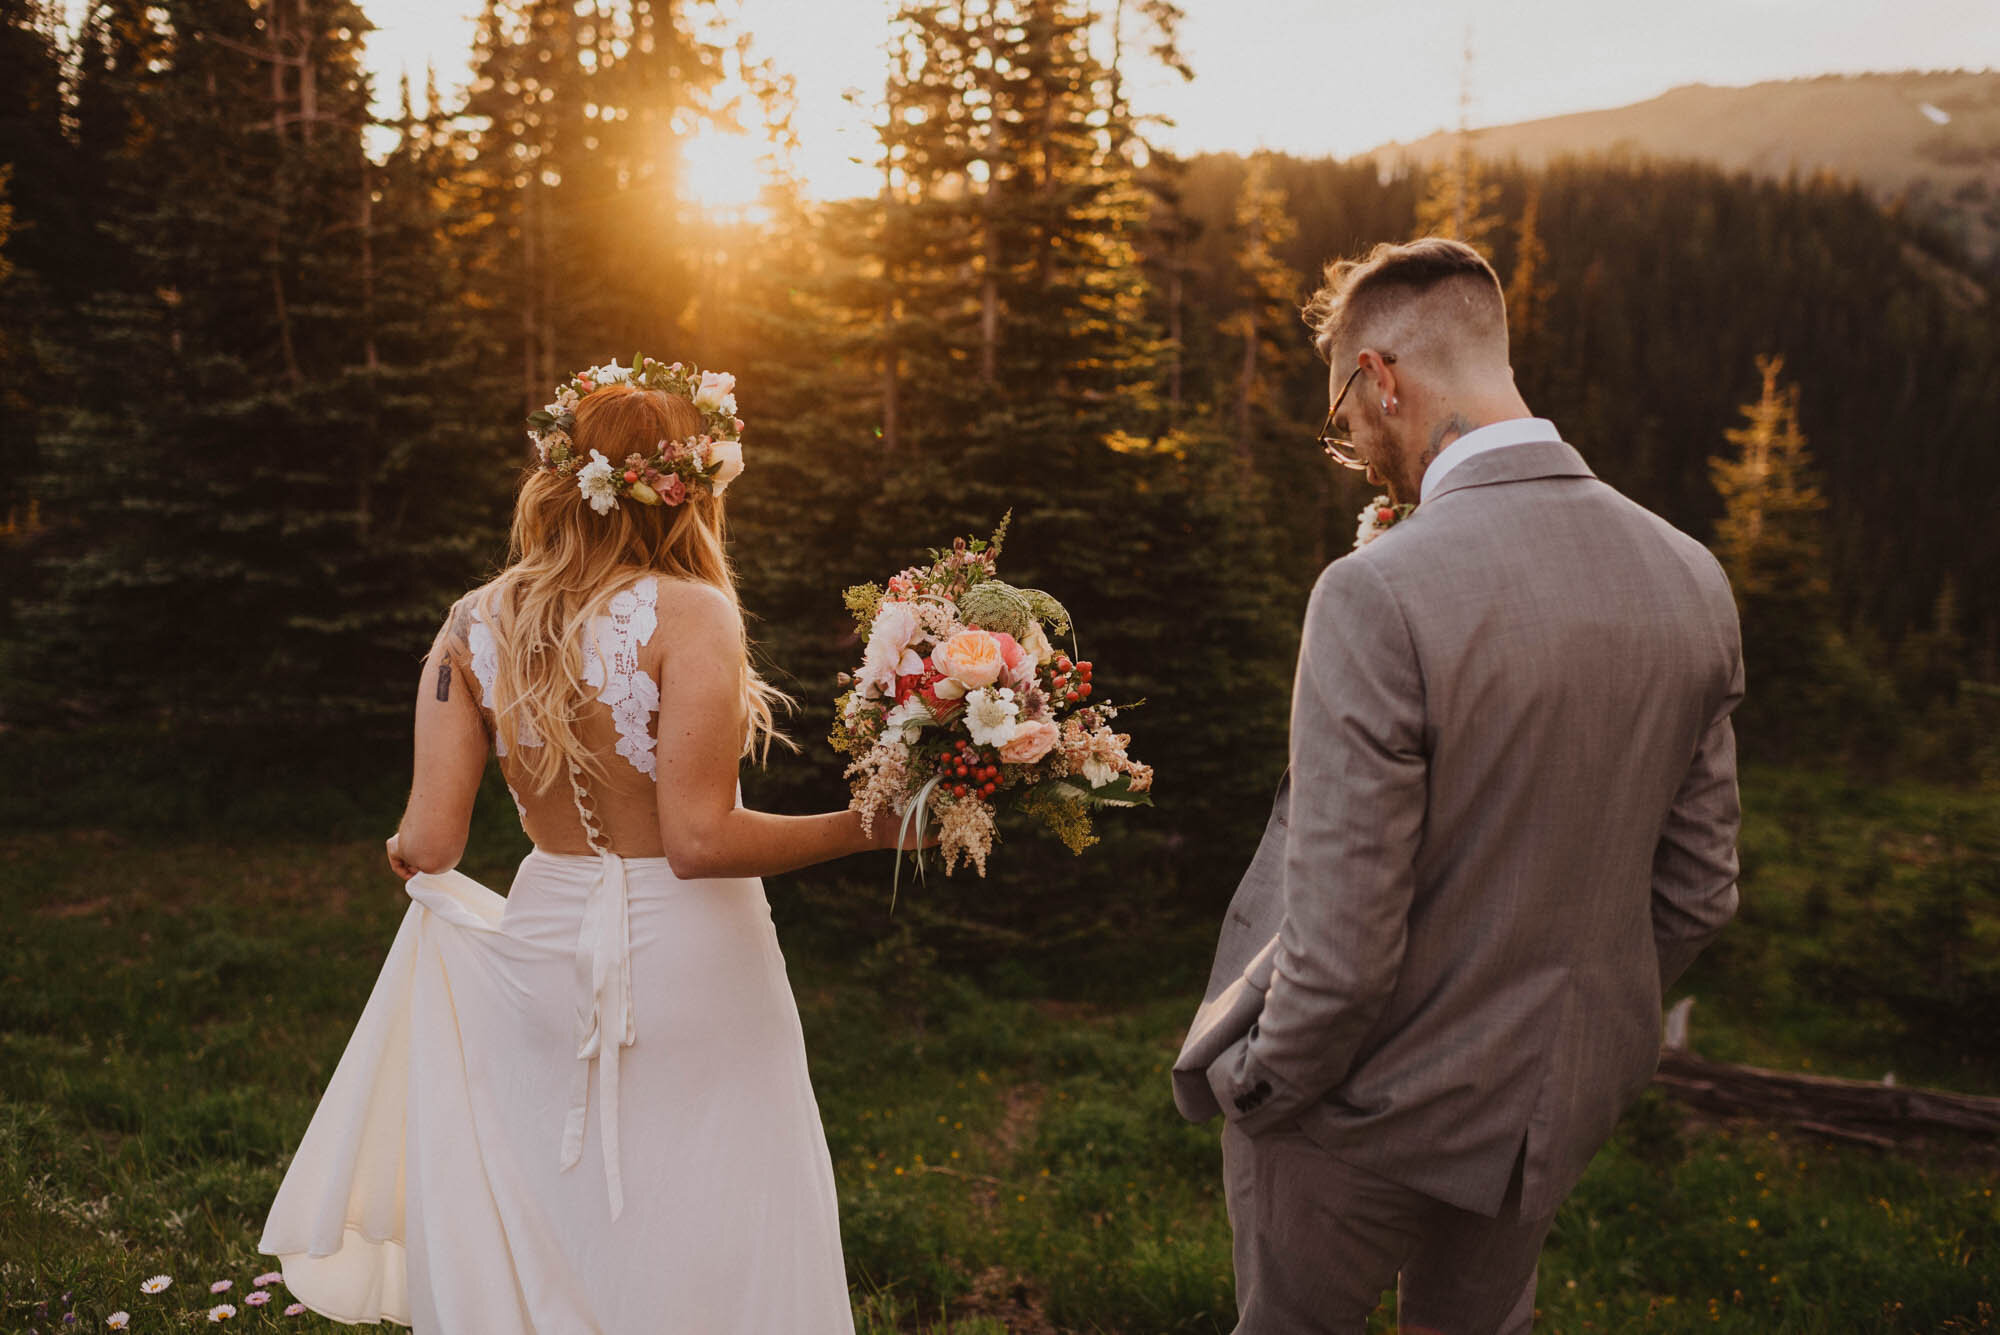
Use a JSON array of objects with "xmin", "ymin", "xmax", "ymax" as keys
[
  {"xmin": 27, "ymin": 0, "xmax": 504, "ymax": 737},
  {"xmin": 1712, "ymin": 357, "xmax": 1828, "ymax": 611},
  {"xmin": 1709, "ymin": 354, "xmax": 1849, "ymax": 755},
  {"xmin": 1893, "ymin": 578, "xmax": 1967, "ymax": 712},
  {"xmin": 461, "ymin": 0, "xmax": 725, "ymax": 426},
  {"xmin": 1221, "ymin": 153, "xmax": 1304, "ymax": 463},
  {"xmin": 0, "ymin": 161, "xmax": 29, "ymax": 668},
  {"xmin": 0, "ymin": 0, "xmax": 77, "ymax": 667},
  {"xmin": 1413, "ymin": 147, "xmax": 1503, "ymax": 256},
  {"xmin": 1502, "ymin": 181, "xmax": 1554, "ymax": 359},
  {"xmin": 767, "ymin": 0, "xmax": 1293, "ymax": 962}
]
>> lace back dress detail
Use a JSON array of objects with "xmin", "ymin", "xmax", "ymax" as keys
[
  {"xmin": 584, "ymin": 581, "xmax": 663, "ymax": 780},
  {"xmin": 463, "ymin": 578, "xmax": 662, "ymax": 848}
]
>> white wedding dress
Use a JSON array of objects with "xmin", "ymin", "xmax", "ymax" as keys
[{"xmin": 260, "ymin": 577, "xmax": 854, "ymax": 1334}]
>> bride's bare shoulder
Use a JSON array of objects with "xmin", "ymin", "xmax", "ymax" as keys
[
  {"xmin": 645, "ymin": 576, "xmax": 738, "ymax": 620},
  {"xmin": 431, "ymin": 578, "xmax": 501, "ymax": 654},
  {"xmin": 452, "ymin": 576, "xmax": 507, "ymax": 619}
]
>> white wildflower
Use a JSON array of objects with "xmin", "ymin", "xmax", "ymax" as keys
[
  {"xmin": 1081, "ymin": 726, "xmax": 1128, "ymax": 788},
  {"xmin": 939, "ymin": 796, "xmax": 997, "ymax": 877},
  {"xmin": 963, "ymin": 686, "xmax": 1022, "ymax": 748},
  {"xmin": 882, "ymin": 697, "xmax": 935, "ymax": 740},
  {"xmin": 914, "ymin": 600, "xmax": 961, "ymax": 643},
  {"xmin": 140, "ymin": 1277, "xmax": 172, "ymax": 1295},
  {"xmin": 577, "ymin": 450, "xmax": 619, "ymax": 515},
  {"xmin": 845, "ymin": 739, "xmax": 912, "ymax": 837},
  {"xmin": 207, "ymin": 1304, "xmax": 237, "ymax": 1322},
  {"xmin": 107, "ymin": 1314, "xmax": 130, "ymax": 1330},
  {"xmin": 693, "ymin": 369, "xmax": 737, "ymax": 415}
]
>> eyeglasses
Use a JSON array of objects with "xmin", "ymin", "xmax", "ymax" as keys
[{"xmin": 1315, "ymin": 352, "xmax": 1397, "ymax": 471}]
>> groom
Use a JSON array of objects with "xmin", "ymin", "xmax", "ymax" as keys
[{"xmin": 1172, "ymin": 237, "xmax": 1743, "ymax": 1334}]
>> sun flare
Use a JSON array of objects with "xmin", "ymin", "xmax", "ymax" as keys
[{"xmin": 679, "ymin": 128, "xmax": 775, "ymax": 218}]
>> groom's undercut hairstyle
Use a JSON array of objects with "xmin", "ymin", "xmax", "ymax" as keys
[{"xmin": 1303, "ymin": 237, "xmax": 1509, "ymax": 372}]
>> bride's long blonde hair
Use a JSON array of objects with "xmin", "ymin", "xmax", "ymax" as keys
[{"xmin": 461, "ymin": 385, "xmax": 790, "ymax": 792}]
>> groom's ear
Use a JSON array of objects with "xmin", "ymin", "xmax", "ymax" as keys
[{"xmin": 1362, "ymin": 350, "xmax": 1398, "ymax": 407}]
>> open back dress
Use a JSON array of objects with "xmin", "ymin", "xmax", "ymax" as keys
[{"xmin": 259, "ymin": 575, "xmax": 854, "ymax": 1334}]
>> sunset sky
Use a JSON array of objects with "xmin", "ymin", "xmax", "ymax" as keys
[{"xmin": 361, "ymin": 0, "xmax": 2000, "ymax": 203}]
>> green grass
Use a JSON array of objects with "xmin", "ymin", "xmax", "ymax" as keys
[
  {"xmin": 1673, "ymin": 764, "xmax": 2000, "ymax": 1093},
  {"xmin": 2, "ymin": 767, "xmax": 1997, "ymax": 1333}
]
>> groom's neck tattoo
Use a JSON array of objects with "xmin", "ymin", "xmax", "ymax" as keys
[{"xmin": 1424, "ymin": 413, "xmax": 1481, "ymax": 464}]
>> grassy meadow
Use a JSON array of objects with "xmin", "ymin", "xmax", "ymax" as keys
[{"xmin": 1, "ymin": 767, "xmax": 1995, "ymax": 1334}]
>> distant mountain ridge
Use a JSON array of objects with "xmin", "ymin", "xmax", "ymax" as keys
[{"xmin": 1367, "ymin": 70, "xmax": 2000, "ymax": 266}]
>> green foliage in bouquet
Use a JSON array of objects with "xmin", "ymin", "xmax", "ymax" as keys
[
  {"xmin": 1015, "ymin": 783, "xmax": 1101, "ymax": 856},
  {"xmin": 956, "ymin": 581, "xmax": 1073, "ymax": 645},
  {"xmin": 843, "ymin": 585, "xmax": 886, "ymax": 638}
]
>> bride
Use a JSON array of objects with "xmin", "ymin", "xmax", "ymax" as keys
[{"xmin": 260, "ymin": 359, "xmax": 913, "ymax": 1334}]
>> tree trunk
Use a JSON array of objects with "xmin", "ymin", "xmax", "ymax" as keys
[
  {"xmin": 521, "ymin": 165, "xmax": 541, "ymax": 431},
  {"xmin": 357, "ymin": 171, "xmax": 377, "ymax": 540},
  {"xmin": 1235, "ymin": 309, "xmax": 1257, "ymax": 460},
  {"xmin": 980, "ymin": 200, "xmax": 1000, "ymax": 385},
  {"xmin": 1652, "ymin": 1002, "xmax": 2000, "ymax": 1146},
  {"xmin": 537, "ymin": 157, "xmax": 556, "ymax": 391},
  {"xmin": 880, "ymin": 142, "xmax": 900, "ymax": 454},
  {"xmin": 1166, "ymin": 252, "xmax": 1183, "ymax": 422},
  {"xmin": 1653, "ymin": 1049, "xmax": 2000, "ymax": 1146},
  {"xmin": 266, "ymin": 0, "xmax": 301, "ymax": 386},
  {"xmin": 881, "ymin": 282, "xmax": 900, "ymax": 455},
  {"xmin": 298, "ymin": 0, "xmax": 317, "ymax": 145}
]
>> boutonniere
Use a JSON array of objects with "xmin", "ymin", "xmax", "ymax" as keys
[{"xmin": 1354, "ymin": 495, "xmax": 1416, "ymax": 549}]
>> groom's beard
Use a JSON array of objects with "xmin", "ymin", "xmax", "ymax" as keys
[{"xmin": 1368, "ymin": 422, "xmax": 1421, "ymax": 506}]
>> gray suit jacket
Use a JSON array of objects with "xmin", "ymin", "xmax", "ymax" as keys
[{"xmin": 1172, "ymin": 437, "xmax": 1742, "ymax": 1221}]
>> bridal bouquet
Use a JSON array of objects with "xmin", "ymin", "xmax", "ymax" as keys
[{"xmin": 831, "ymin": 518, "xmax": 1152, "ymax": 882}]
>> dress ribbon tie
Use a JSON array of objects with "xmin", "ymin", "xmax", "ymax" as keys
[{"xmin": 558, "ymin": 849, "xmax": 635, "ymax": 1218}]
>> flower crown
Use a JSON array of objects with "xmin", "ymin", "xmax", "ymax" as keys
[{"xmin": 526, "ymin": 354, "xmax": 746, "ymax": 514}]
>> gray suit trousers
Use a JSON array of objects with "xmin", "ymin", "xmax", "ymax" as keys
[{"xmin": 1223, "ymin": 1125, "xmax": 1554, "ymax": 1335}]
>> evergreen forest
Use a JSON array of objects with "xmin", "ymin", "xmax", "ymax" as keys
[
  {"xmin": 3, "ymin": 5, "xmax": 2000, "ymax": 1327},
  {"xmin": 5, "ymin": 2, "xmax": 1994, "ymax": 916},
  {"xmin": 4, "ymin": 3, "xmax": 2000, "ymax": 1332}
]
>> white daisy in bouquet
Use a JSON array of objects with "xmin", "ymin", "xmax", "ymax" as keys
[{"xmin": 831, "ymin": 516, "xmax": 1152, "ymax": 884}]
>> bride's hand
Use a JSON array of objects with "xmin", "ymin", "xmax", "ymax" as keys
[
  {"xmin": 861, "ymin": 805, "xmax": 942, "ymax": 853},
  {"xmin": 385, "ymin": 833, "xmax": 420, "ymax": 881}
]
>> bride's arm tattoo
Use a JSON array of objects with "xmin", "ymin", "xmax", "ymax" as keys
[{"xmin": 435, "ymin": 662, "xmax": 453, "ymax": 702}]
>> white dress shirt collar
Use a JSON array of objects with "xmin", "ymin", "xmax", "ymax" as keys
[{"xmin": 1419, "ymin": 417, "xmax": 1563, "ymax": 503}]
